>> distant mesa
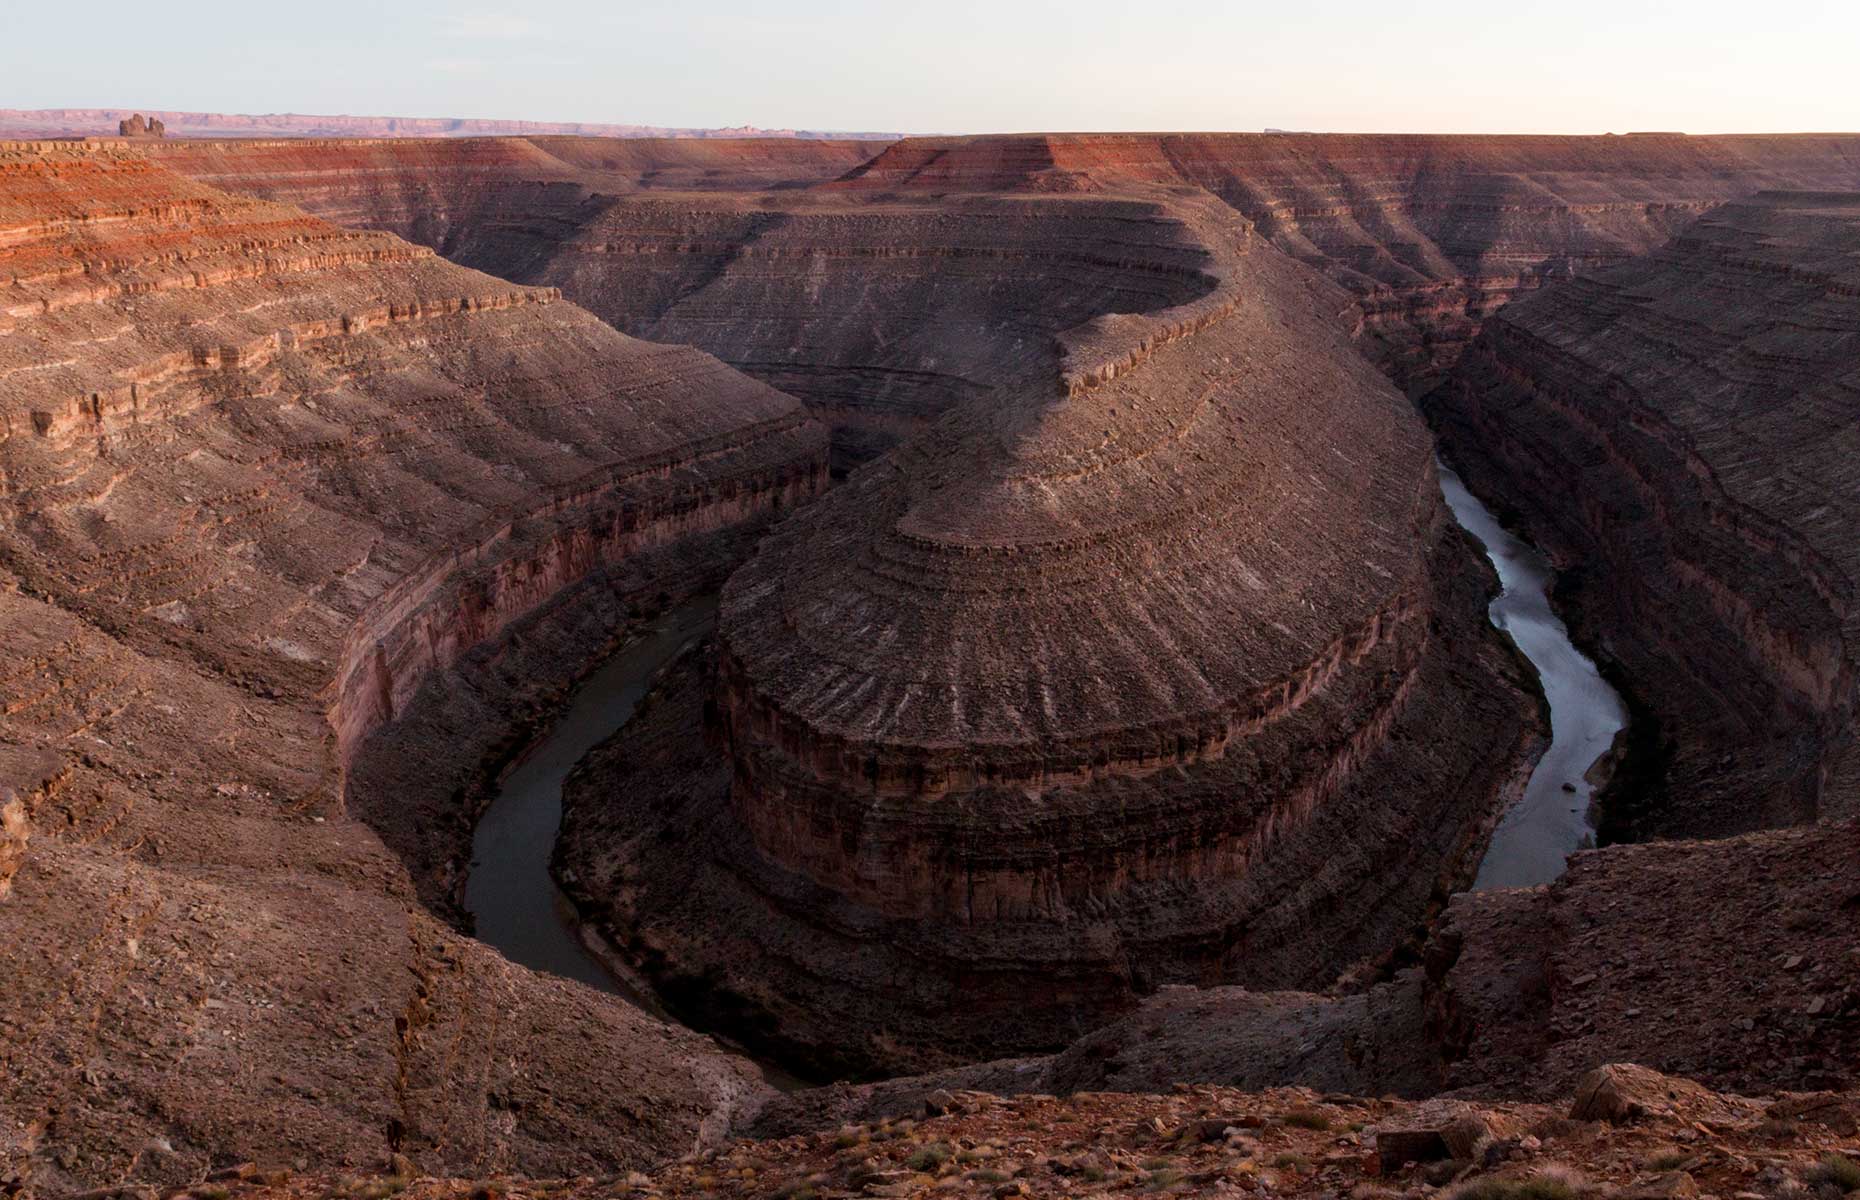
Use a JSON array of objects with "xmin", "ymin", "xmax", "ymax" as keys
[
  {"xmin": 116, "ymin": 112, "xmax": 165, "ymax": 138},
  {"xmin": 0, "ymin": 106, "xmax": 901, "ymax": 141}
]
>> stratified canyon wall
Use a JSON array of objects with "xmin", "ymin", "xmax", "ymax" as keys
[
  {"xmin": 742, "ymin": 815, "xmax": 1858, "ymax": 1136},
  {"xmin": 1431, "ymin": 193, "xmax": 1860, "ymax": 839},
  {"xmin": 150, "ymin": 133, "xmax": 1860, "ymax": 435},
  {"xmin": 557, "ymin": 186, "xmax": 1543, "ymax": 1076},
  {"xmin": 0, "ymin": 142, "xmax": 829, "ymax": 1189},
  {"xmin": 831, "ymin": 134, "xmax": 1860, "ymax": 392}
]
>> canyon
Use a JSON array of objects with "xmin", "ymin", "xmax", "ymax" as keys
[
  {"xmin": 1431, "ymin": 191, "xmax": 1860, "ymax": 841},
  {"xmin": 0, "ymin": 141, "xmax": 825, "ymax": 1184},
  {"xmin": 1, "ymin": 128, "xmax": 1858, "ymax": 1196},
  {"xmin": 554, "ymin": 183, "xmax": 1542, "ymax": 1075}
]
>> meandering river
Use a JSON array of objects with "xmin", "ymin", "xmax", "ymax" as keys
[
  {"xmin": 463, "ymin": 463, "xmax": 1622, "ymax": 1024},
  {"xmin": 462, "ymin": 598, "xmax": 717, "ymax": 995},
  {"xmin": 1438, "ymin": 463, "xmax": 1629, "ymax": 890}
]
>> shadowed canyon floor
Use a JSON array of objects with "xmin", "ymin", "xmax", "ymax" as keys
[{"xmin": 2, "ymin": 132, "xmax": 1859, "ymax": 1195}]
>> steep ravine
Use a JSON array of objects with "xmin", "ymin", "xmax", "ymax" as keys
[{"xmin": 1428, "ymin": 192, "xmax": 1860, "ymax": 838}]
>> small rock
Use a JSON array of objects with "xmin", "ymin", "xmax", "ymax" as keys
[
  {"xmin": 1443, "ymin": 1113, "xmax": 1508, "ymax": 1159},
  {"xmin": 1620, "ymin": 1171, "xmax": 1698, "ymax": 1200},
  {"xmin": 1183, "ymin": 1117, "xmax": 1235, "ymax": 1143}
]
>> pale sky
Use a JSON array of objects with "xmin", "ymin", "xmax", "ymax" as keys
[{"xmin": 4, "ymin": 0, "xmax": 1857, "ymax": 135}]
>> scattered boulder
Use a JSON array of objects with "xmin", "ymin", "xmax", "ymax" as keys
[
  {"xmin": 1377, "ymin": 1128, "xmax": 1451, "ymax": 1173},
  {"xmin": 1570, "ymin": 1065, "xmax": 1714, "ymax": 1125}
]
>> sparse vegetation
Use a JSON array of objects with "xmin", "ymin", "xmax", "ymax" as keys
[
  {"xmin": 905, "ymin": 1142, "xmax": 953, "ymax": 1172},
  {"xmin": 1451, "ymin": 1167, "xmax": 1585, "ymax": 1200},
  {"xmin": 1284, "ymin": 1107, "xmax": 1333, "ymax": 1131},
  {"xmin": 1810, "ymin": 1155, "xmax": 1860, "ymax": 1194},
  {"xmin": 1142, "ymin": 1166, "xmax": 1186, "ymax": 1192},
  {"xmin": 1274, "ymin": 1153, "xmax": 1314, "ymax": 1171},
  {"xmin": 1645, "ymin": 1150, "xmax": 1691, "ymax": 1171}
]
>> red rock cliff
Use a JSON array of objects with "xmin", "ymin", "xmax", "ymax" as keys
[{"xmin": 0, "ymin": 142, "xmax": 827, "ymax": 1188}]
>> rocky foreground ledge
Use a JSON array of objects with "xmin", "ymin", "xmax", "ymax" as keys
[{"xmin": 49, "ymin": 1066, "xmax": 1860, "ymax": 1200}]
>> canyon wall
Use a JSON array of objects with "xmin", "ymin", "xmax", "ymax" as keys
[
  {"xmin": 743, "ymin": 813, "xmax": 1858, "ymax": 1137},
  {"xmin": 834, "ymin": 134, "xmax": 1860, "ymax": 389},
  {"xmin": 149, "ymin": 132, "xmax": 1860, "ymax": 428},
  {"xmin": 0, "ymin": 142, "xmax": 830, "ymax": 1189},
  {"xmin": 1430, "ymin": 192, "xmax": 1860, "ymax": 838},
  {"xmin": 557, "ymin": 188, "xmax": 1543, "ymax": 1076}
]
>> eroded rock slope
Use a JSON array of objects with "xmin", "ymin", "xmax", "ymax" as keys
[{"xmin": 0, "ymin": 142, "xmax": 828, "ymax": 1189}]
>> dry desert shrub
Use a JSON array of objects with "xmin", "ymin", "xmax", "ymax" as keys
[{"xmin": 1809, "ymin": 1155, "xmax": 1860, "ymax": 1194}]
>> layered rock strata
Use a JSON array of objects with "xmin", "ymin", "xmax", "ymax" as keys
[
  {"xmin": 559, "ymin": 191, "xmax": 1542, "ymax": 1075},
  {"xmin": 743, "ymin": 815, "xmax": 1857, "ymax": 1137},
  {"xmin": 0, "ymin": 142, "xmax": 829, "ymax": 1189},
  {"xmin": 148, "ymin": 132, "xmax": 1860, "ymax": 434},
  {"xmin": 1431, "ymin": 193, "xmax": 1860, "ymax": 838},
  {"xmin": 833, "ymin": 133, "xmax": 1860, "ymax": 391}
]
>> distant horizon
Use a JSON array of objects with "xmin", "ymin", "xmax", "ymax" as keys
[
  {"xmin": 5, "ymin": 105, "xmax": 1860, "ymax": 142},
  {"xmin": 4, "ymin": 1, "xmax": 1858, "ymax": 137}
]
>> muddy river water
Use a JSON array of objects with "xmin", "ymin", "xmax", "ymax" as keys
[{"xmin": 463, "ymin": 598, "xmax": 717, "ymax": 994}]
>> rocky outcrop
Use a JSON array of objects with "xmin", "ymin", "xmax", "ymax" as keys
[
  {"xmin": 1430, "ymin": 193, "xmax": 1860, "ymax": 838},
  {"xmin": 558, "ymin": 188, "xmax": 1542, "ymax": 1076},
  {"xmin": 739, "ymin": 816, "xmax": 1857, "ymax": 1136},
  {"xmin": 0, "ymin": 142, "xmax": 829, "ymax": 1191},
  {"xmin": 117, "ymin": 113, "xmax": 165, "ymax": 139}
]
